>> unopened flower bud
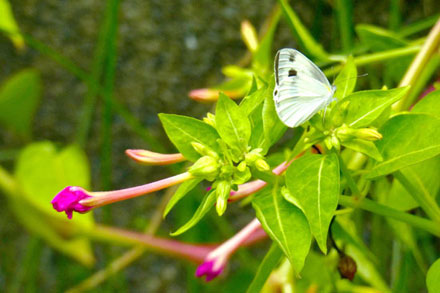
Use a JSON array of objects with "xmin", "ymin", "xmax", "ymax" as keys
[
  {"xmin": 354, "ymin": 128, "xmax": 382, "ymax": 141},
  {"xmin": 125, "ymin": 149, "xmax": 185, "ymax": 165},
  {"xmin": 232, "ymin": 166, "xmax": 251, "ymax": 185},
  {"xmin": 338, "ymin": 255, "xmax": 357, "ymax": 281},
  {"xmin": 203, "ymin": 112, "xmax": 216, "ymax": 127},
  {"xmin": 237, "ymin": 161, "xmax": 247, "ymax": 172},
  {"xmin": 255, "ymin": 159, "xmax": 270, "ymax": 172},
  {"xmin": 216, "ymin": 181, "xmax": 231, "ymax": 216},
  {"xmin": 189, "ymin": 88, "xmax": 219, "ymax": 102},
  {"xmin": 245, "ymin": 148, "xmax": 264, "ymax": 164},
  {"xmin": 336, "ymin": 124, "xmax": 382, "ymax": 142},
  {"xmin": 191, "ymin": 142, "xmax": 219, "ymax": 159},
  {"xmin": 331, "ymin": 135, "xmax": 341, "ymax": 151},
  {"xmin": 240, "ymin": 20, "xmax": 258, "ymax": 52},
  {"xmin": 189, "ymin": 156, "xmax": 219, "ymax": 181},
  {"xmin": 324, "ymin": 136, "xmax": 333, "ymax": 150}
]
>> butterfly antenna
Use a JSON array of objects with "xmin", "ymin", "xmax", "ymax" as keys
[{"xmin": 333, "ymin": 73, "xmax": 368, "ymax": 85}]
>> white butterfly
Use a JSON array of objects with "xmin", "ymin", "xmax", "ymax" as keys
[{"xmin": 273, "ymin": 48, "xmax": 336, "ymax": 128}]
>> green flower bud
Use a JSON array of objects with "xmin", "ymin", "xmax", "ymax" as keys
[
  {"xmin": 220, "ymin": 164, "xmax": 234, "ymax": 177},
  {"xmin": 336, "ymin": 124, "xmax": 382, "ymax": 142},
  {"xmin": 245, "ymin": 148, "xmax": 264, "ymax": 164},
  {"xmin": 215, "ymin": 181, "xmax": 231, "ymax": 216},
  {"xmin": 203, "ymin": 112, "xmax": 216, "ymax": 127},
  {"xmin": 331, "ymin": 135, "xmax": 341, "ymax": 151},
  {"xmin": 324, "ymin": 136, "xmax": 333, "ymax": 150},
  {"xmin": 354, "ymin": 128, "xmax": 382, "ymax": 141},
  {"xmin": 232, "ymin": 166, "xmax": 251, "ymax": 185},
  {"xmin": 255, "ymin": 159, "xmax": 270, "ymax": 172},
  {"xmin": 237, "ymin": 161, "xmax": 247, "ymax": 172},
  {"xmin": 191, "ymin": 142, "xmax": 219, "ymax": 159},
  {"xmin": 189, "ymin": 156, "xmax": 219, "ymax": 181}
]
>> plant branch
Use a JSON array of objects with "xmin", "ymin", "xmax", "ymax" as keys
[{"xmin": 339, "ymin": 196, "xmax": 440, "ymax": 237}]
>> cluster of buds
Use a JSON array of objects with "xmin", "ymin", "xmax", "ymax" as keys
[
  {"xmin": 244, "ymin": 148, "xmax": 270, "ymax": 172},
  {"xmin": 323, "ymin": 124, "xmax": 382, "ymax": 151}
]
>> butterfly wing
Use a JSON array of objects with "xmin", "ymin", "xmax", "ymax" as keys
[{"xmin": 274, "ymin": 48, "xmax": 334, "ymax": 128}]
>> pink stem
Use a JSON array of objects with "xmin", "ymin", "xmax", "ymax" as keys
[
  {"xmin": 81, "ymin": 172, "xmax": 193, "ymax": 207},
  {"xmin": 229, "ymin": 160, "xmax": 292, "ymax": 202}
]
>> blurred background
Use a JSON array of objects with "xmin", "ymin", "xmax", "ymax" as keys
[{"xmin": 0, "ymin": 0, "xmax": 439, "ymax": 292}]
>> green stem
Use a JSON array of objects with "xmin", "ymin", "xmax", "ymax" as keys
[
  {"xmin": 393, "ymin": 17, "xmax": 440, "ymax": 111},
  {"xmin": 338, "ymin": 196, "xmax": 440, "ymax": 237},
  {"xmin": 336, "ymin": 153, "xmax": 361, "ymax": 197},
  {"xmin": 323, "ymin": 45, "xmax": 421, "ymax": 76},
  {"xmin": 394, "ymin": 171, "xmax": 440, "ymax": 223}
]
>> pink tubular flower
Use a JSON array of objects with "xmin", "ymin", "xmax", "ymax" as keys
[
  {"xmin": 51, "ymin": 186, "xmax": 93, "ymax": 219},
  {"xmin": 189, "ymin": 88, "xmax": 220, "ymax": 102},
  {"xmin": 125, "ymin": 149, "xmax": 185, "ymax": 165},
  {"xmin": 52, "ymin": 172, "xmax": 193, "ymax": 219},
  {"xmin": 196, "ymin": 218, "xmax": 263, "ymax": 281}
]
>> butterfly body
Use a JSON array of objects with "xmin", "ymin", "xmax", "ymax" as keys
[{"xmin": 273, "ymin": 48, "xmax": 335, "ymax": 128}]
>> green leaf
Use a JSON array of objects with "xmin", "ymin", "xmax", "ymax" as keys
[
  {"xmin": 12, "ymin": 141, "xmax": 94, "ymax": 265},
  {"xmin": 253, "ymin": 8, "xmax": 281, "ymax": 72},
  {"xmin": 163, "ymin": 178, "xmax": 202, "ymax": 218},
  {"xmin": 246, "ymin": 243, "xmax": 283, "ymax": 293},
  {"xmin": 240, "ymin": 84, "xmax": 268, "ymax": 116},
  {"xmin": 0, "ymin": 0, "xmax": 25, "ymax": 49},
  {"xmin": 368, "ymin": 113, "xmax": 440, "ymax": 178},
  {"xmin": 252, "ymin": 187, "xmax": 311, "ymax": 274},
  {"xmin": 0, "ymin": 69, "xmax": 41, "ymax": 137},
  {"xmin": 412, "ymin": 89, "xmax": 440, "ymax": 118},
  {"xmin": 341, "ymin": 139, "xmax": 383, "ymax": 161},
  {"xmin": 15, "ymin": 142, "xmax": 92, "ymax": 227},
  {"xmin": 285, "ymin": 154, "xmax": 340, "ymax": 254},
  {"xmin": 356, "ymin": 24, "xmax": 407, "ymax": 51},
  {"xmin": 333, "ymin": 55, "xmax": 357, "ymax": 100},
  {"xmin": 278, "ymin": 0, "xmax": 329, "ymax": 61},
  {"xmin": 170, "ymin": 190, "xmax": 216, "ymax": 236},
  {"xmin": 262, "ymin": 89, "xmax": 287, "ymax": 151},
  {"xmin": 215, "ymin": 93, "xmax": 251, "ymax": 152},
  {"xmin": 427, "ymin": 258, "xmax": 440, "ymax": 293},
  {"xmin": 159, "ymin": 114, "xmax": 221, "ymax": 162},
  {"xmin": 332, "ymin": 86, "xmax": 410, "ymax": 128},
  {"xmin": 248, "ymin": 103, "xmax": 265, "ymax": 150}
]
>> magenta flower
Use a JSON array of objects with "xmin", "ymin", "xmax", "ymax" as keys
[
  {"xmin": 51, "ymin": 186, "xmax": 93, "ymax": 219},
  {"xmin": 195, "ymin": 259, "xmax": 225, "ymax": 281},
  {"xmin": 195, "ymin": 218, "xmax": 263, "ymax": 282},
  {"xmin": 51, "ymin": 172, "xmax": 193, "ymax": 219}
]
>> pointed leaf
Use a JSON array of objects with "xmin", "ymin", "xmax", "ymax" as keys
[
  {"xmin": 333, "ymin": 55, "xmax": 357, "ymax": 100},
  {"xmin": 0, "ymin": 0, "xmax": 25, "ymax": 49},
  {"xmin": 262, "ymin": 89, "xmax": 287, "ymax": 151},
  {"xmin": 252, "ymin": 188, "xmax": 311, "ymax": 273},
  {"xmin": 356, "ymin": 24, "xmax": 407, "ymax": 51},
  {"xmin": 368, "ymin": 113, "xmax": 440, "ymax": 178},
  {"xmin": 159, "ymin": 114, "xmax": 220, "ymax": 162},
  {"xmin": 171, "ymin": 190, "xmax": 216, "ymax": 236},
  {"xmin": 0, "ymin": 69, "xmax": 41, "ymax": 137},
  {"xmin": 163, "ymin": 178, "xmax": 202, "ymax": 218},
  {"xmin": 285, "ymin": 154, "xmax": 340, "ymax": 254},
  {"xmin": 412, "ymin": 89, "xmax": 440, "ymax": 118},
  {"xmin": 246, "ymin": 243, "xmax": 283, "ymax": 293},
  {"xmin": 278, "ymin": 0, "xmax": 329, "ymax": 61},
  {"xmin": 332, "ymin": 86, "xmax": 410, "ymax": 128},
  {"xmin": 216, "ymin": 93, "xmax": 251, "ymax": 152},
  {"xmin": 427, "ymin": 258, "xmax": 440, "ymax": 293},
  {"xmin": 341, "ymin": 139, "xmax": 383, "ymax": 161}
]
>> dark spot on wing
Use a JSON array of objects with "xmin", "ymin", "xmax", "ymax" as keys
[
  {"xmin": 274, "ymin": 90, "xmax": 278, "ymax": 95},
  {"xmin": 288, "ymin": 69, "xmax": 297, "ymax": 77},
  {"xmin": 289, "ymin": 56, "xmax": 294, "ymax": 62}
]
